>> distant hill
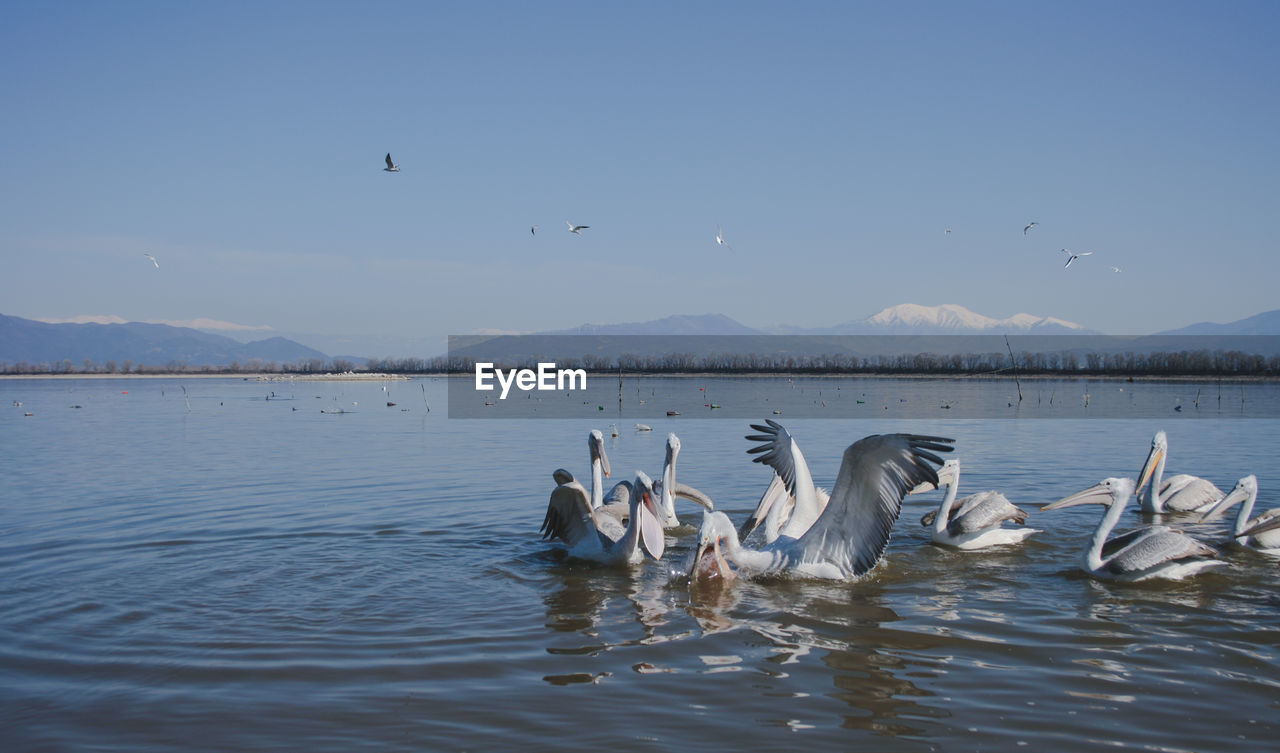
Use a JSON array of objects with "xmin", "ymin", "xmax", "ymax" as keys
[
  {"xmin": 0, "ymin": 314, "xmax": 331, "ymax": 368},
  {"xmin": 772, "ymin": 303, "xmax": 1096, "ymax": 335},
  {"xmin": 550, "ymin": 313, "xmax": 764, "ymax": 335},
  {"xmin": 1155, "ymin": 308, "xmax": 1280, "ymax": 336}
]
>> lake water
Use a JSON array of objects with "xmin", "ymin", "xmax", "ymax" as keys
[{"xmin": 2, "ymin": 376, "xmax": 1277, "ymax": 752}]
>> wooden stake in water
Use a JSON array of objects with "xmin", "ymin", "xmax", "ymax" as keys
[{"xmin": 1005, "ymin": 335, "xmax": 1023, "ymax": 403}]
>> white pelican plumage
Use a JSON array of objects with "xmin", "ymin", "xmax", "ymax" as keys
[
  {"xmin": 1199, "ymin": 475, "xmax": 1280, "ymax": 555},
  {"xmin": 737, "ymin": 420, "xmax": 830, "ymax": 544},
  {"xmin": 566, "ymin": 221, "xmax": 589, "ymax": 235},
  {"xmin": 582, "ymin": 429, "xmax": 612, "ymax": 510},
  {"xmin": 1134, "ymin": 431, "xmax": 1225, "ymax": 513},
  {"xmin": 1042, "ymin": 477, "xmax": 1224, "ymax": 582},
  {"xmin": 653, "ymin": 433, "xmax": 714, "ymax": 528},
  {"xmin": 540, "ymin": 469, "xmax": 665, "ymax": 564},
  {"xmin": 598, "ymin": 433, "xmax": 714, "ymax": 528},
  {"xmin": 383, "ymin": 153, "xmax": 400, "ymax": 172},
  {"xmin": 919, "ymin": 459, "xmax": 1040, "ymax": 549},
  {"xmin": 688, "ymin": 431, "xmax": 954, "ymax": 581}
]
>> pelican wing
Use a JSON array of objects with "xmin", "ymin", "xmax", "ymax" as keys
[
  {"xmin": 792, "ymin": 433, "xmax": 954, "ymax": 577},
  {"xmin": 948, "ymin": 492, "xmax": 1027, "ymax": 535},
  {"xmin": 1160, "ymin": 476, "xmax": 1224, "ymax": 512},
  {"xmin": 1100, "ymin": 526, "xmax": 1155, "ymax": 559},
  {"xmin": 740, "ymin": 472, "xmax": 790, "ymax": 539},
  {"xmin": 746, "ymin": 419, "xmax": 823, "ymax": 537},
  {"xmin": 540, "ymin": 480, "xmax": 594, "ymax": 545},
  {"xmin": 1106, "ymin": 530, "xmax": 1217, "ymax": 576}
]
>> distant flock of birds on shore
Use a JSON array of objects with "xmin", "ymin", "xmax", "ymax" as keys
[{"xmin": 541, "ymin": 425, "xmax": 1276, "ymax": 586}]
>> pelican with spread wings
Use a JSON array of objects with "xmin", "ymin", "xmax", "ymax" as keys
[{"xmin": 689, "ymin": 424, "xmax": 954, "ymax": 581}]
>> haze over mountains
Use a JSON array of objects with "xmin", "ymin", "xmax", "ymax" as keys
[
  {"xmin": 3, "ymin": 304, "xmax": 1278, "ymax": 368},
  {"xmin": 559, "ymin": 304, "xmax": 1097, "ymax": 337}
]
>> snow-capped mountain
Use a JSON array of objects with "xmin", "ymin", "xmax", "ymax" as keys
[{"xmin": 774, "ymin": 304, "xmax": 1095, "ymax": 335}]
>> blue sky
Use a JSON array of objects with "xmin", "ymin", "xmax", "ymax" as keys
[{"xmin": 3, "ymin": 1, "xmax": 1278, "ymax": 354}]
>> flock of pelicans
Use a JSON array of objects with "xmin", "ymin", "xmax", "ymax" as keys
[{"xmin": 541, "ymin": 425, "xmax": 1278, "ymax": 585}]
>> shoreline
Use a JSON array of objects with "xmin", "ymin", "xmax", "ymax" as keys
[{"xmin": 1, "ymin": 371, "xmax": 1273, "ymax": 383}]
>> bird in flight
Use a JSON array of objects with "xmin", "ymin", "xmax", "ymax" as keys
[
  {"xmin": 1060, "ymin": 249, "xmax": 1093, "ymax": 268},
  {"xmin": 531, "ymin": 225, "xmax": 538, "ymax": 235},
  {"xmin": 1024, "ymin": 221, "xmax": 1038, "ymax": 235},
  {"xmin": 567, "ymin": 221, "xmax": 589, "ymax": 235},
  {"xmin": 716, "ymin": 225, "xmax": 733, "ymax": 251},
  {"xmin": 143, "ymin": 253, "xmax": 159, "ymax": 269},
  {"xmin": 1110, "ymin": 266, "xmax": 1123, "ymax": 273},
  {"xmin": 383, "ymin": 153, "xmax": 400, "ymax": 172},
  {"xmin": 945, "ymin": 228, "xmax": 952, "ymax": 235}
]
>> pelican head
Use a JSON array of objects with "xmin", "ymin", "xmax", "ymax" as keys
[
  {"xmin": 1134, "ymin": 431, "xmax": 1168, "ymax": 498},
  {"xmin": 1043, "ymin": 477, "xmax": 1134, "ymax": 511},
  {"xmin": 689, "ymin": 510, "xmax": 738, "ymax": 583},
  {"xmin": 552, "ymin": 468, "xmax": 575, "ymax": 486},
  {"xmin": 632, "ymin": 470, "xmax": 665, "ymax": 560},
  {"xmin": 589, "ymin": 429, "xmax": 610, "ymax": 478},
  {"xmin": 1199, "ymin": 474, "xmax": 1257, "ymax": 522}
]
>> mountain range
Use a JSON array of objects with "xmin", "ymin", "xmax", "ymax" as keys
[
  {"xmin": 4, "ymin": 303, "xmax": 1278, "ymax": 368},
  {"xmin": 0, "ymin": 314, "xmax": 329, "ymax": 368},
  {"xmin": 559, "ymin": 304, "xmax": 1097, "ymax": 337}
]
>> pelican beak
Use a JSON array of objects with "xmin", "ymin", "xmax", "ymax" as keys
[
  {"xmin": 1134, "ymin": 445, "xmax": 1164, "ymax": 497},
  {"xmin": 638, "ymin": 491, "xmax": 665, "ymax": 560},
  {"xmin": 1199, "ymin": 484, "xmax": 1248, "ymax": 523},
  {"xmin": 1042, "ymin": 483, "xmax": 1112, "ymax": 510},
  {"xmin": 1238, "ymin": 515, "xmax": 1280, "ymax": 539},
  {"xmin": 690, "ymin": 534, "xmax": 734, "ymax": 583},
  {"xmin": 674, "ymin": 482, "xmax": 714, "ymax": 511}
]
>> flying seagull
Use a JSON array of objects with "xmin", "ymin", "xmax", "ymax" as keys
[
  {"xmin": 567, "ymin": 221, "xmax": 589, "ymax": 235},
  {"xmin": 531, "ymin": 225, "xmax": 538, "ymax": 235},
  {"xmin": 716, "ymin": 225, "xmax": 733, "ymax": 251},
  {"xmin": 143, "ymin": 253, "xmax": 159, "ymax": 269},
  {"xmin": 383, "ymin": 153, "xmax": 400, "ymax": 172},
  {"xmin": 1060, "ymin": 249, "xmax": 1093, "ymax": 268},
  {"xmin": 945, "ymin": 228, "xmax": 952, "ymax": 235},
  {"xmin": 1023, "ymin": 221, "xmax": 1038, "ymax": 235},
  {"xmin": 1110, "ymin": 266, "xmax": 1123, "ymax": 273}
]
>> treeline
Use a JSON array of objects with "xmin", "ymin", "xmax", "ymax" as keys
[
  {"xmin": 5, "ymin": 349, "xmax": 1277, "ymax": 377},
  {"xmin": 367, "ymin": 349, "xmax": 1280, "ymax": 376},
  {"xmin": 0, "ymin": 357, "xmax": 360, "ymax": 375}
]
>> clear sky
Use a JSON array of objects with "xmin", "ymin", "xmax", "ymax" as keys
[{"xmin": 3, "ymin": 1, "xmax": 1278, "ymax": 354}]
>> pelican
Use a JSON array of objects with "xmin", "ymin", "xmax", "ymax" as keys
[
  {"xmin": 1134, "ymin": 430, "xmax": 1225, "ymax": 513},
  {"xmin": 1042, "ymin": 477, "xmax": 1224, "ymax": 581},
  {"xmin": 582, "ymin": 429, "xmax": 611, "ymax": 510},
  {"xmin": 540, "ymin": 469, "xmax": 665, "ymax": 565},
  {"xmin": 919, "ymin": 459, "xmax": 1040, "ymax": 549},
  {"xmin": 1198, "ymin": 475, "xmax": 1280, "ymax": 554},
  {"xmin": 653, "ymin": 433, "xmax": 714, "ymax": 528},
  {"xmin": 716, "ymin": 225, "xmax": 733, "ymax": 251},
  {"xmin": 1024, "ymin": 221, "xmax": 1038, "ymax": 235},
  {"xmin": 599, "ymin": 433, "xmax": 714, "ymax": 528},
  {"xmin": 1060, "ymin": 249, "xmax": 1093, "ymax": 268},
  {"xmin": 688, "ymin": 432, "xmax": 954, "ymax": 581},
  {"xmin": 567, "ymin": 221, "xmax": 589, "ymax": 235},
  {"xmin": 143, "ymin": 253, "xmax": 159, "ymax": 269},
  {"xmin": 383, "ymin": 153, "xmax": 400, "ymax": 172}
]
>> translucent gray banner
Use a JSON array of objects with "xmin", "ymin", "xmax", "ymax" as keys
[{"xmin": 445, "ymin": 334, "xmax": 1280, "ymax": 419}]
